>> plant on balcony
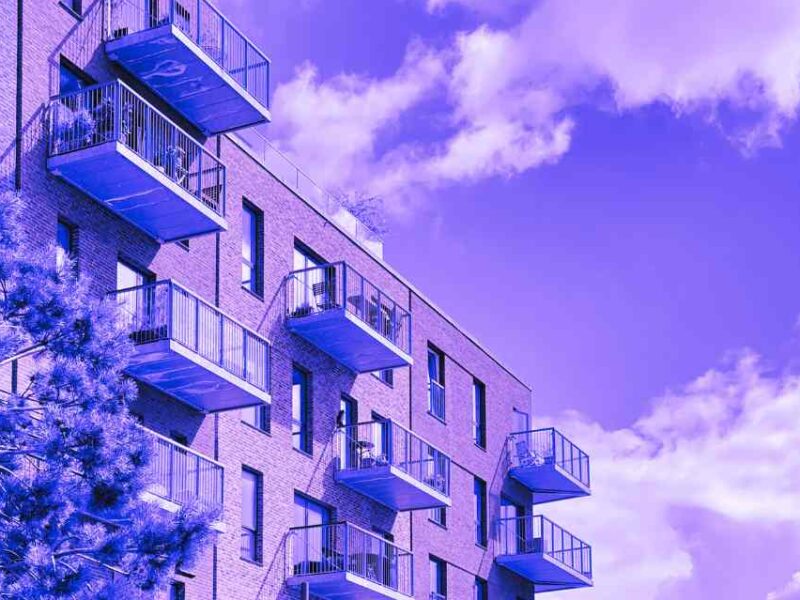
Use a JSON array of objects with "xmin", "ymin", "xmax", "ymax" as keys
[
  {"xmin": 0, "ymin": 194, "xmax": 217, "ymax": 598},
  {"xmin": 52, "ymin": 105, "xmax": 96, "ymax": 152}
]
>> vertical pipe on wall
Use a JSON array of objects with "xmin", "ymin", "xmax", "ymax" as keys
[{"xmin": 14, "ymin": 0, "xmax": 24, "ymax": 192}]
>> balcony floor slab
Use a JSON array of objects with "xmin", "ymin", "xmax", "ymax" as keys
[
  {"xmin": 48, "ymin": 141, "xmax": 227, "ymax": 242},
  {"xmin": 336, "ymin": 465, "xmax": 451, "ymax": 511},
  {"xmin": 497, "ymin": 552, "xmax": 592, "ymax": 592},
  {"xmin": 509, "ymin": 463, "xmax": 591, "ymax": 504},
  {"xmin": 106, "ymin": 25, "xmax": 271, "ymax": 135},
  {"xmin": 287, "ymin": 571, "xmax": 411, "ymax": 600},
  {"xmin": 127, "ymin": 339, "xmax": 270, "ymax": 412},
  {"xmin": 287, "ymin": 309, "xmax": 412, "ymax": 373}
]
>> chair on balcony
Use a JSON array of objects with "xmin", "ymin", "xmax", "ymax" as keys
[
  {"xmin": 312, "ymin": 280, "xmax": 338, "ymax": 311},
  {"xmin": 514, "ymin": 439, "xmax": 546, "ymax": 469}
]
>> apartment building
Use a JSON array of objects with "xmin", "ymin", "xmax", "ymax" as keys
[{"xmin": 0, "ymin": 1, "xmax": 593, "ymax": 598}]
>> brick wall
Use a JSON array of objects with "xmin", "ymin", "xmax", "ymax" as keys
[{"xmin": 0, "ymin": 2, "xmax": 537, "ymax": 598}]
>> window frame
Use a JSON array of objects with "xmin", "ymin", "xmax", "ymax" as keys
[
  {"xmin": 473, "ymin": 577, "xmax": 488, "ymax": 600},
  {"xmin": 427, "ymin": 345, "xmax": 446, "ymax": 422},
  {"xmin": 429, "ymin": 506, "xmax": 447, "ymax": 529},
  {"xmin": 474, "ymin": 476, "xmax": 488, "ymax": 548},
  {"xmin": 429, "ymin": 555, "xmax": 447, "ymax": 599},
  {"xmin": 240, "ymin": 467, "xmax": 263, "ymax": 563},
  {"xmin": 473, "ymin": 379, "xmax": 487, "ymax": 450},
  {"xmin": 292, "ymin": 365, "xmax": 312, "ymax": 455},
  {"xmin": 241, "ymin": 200, "xmax": 264, "ymax": 298},
  {"xmin": 56, "ymin": 218, "xmax": 76, "ymax": 274}
]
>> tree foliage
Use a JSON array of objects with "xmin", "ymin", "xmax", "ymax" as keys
[
  {"xmin": 335, "ymin": 190, "xmax": 389, "ymax": 237},
  {"xmin": 0, "ymin": 194, "xmax": 216, "ymax": 599}
]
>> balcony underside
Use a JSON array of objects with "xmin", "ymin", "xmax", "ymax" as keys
[
  {"xmin": 287, "ymin": 310, "xmax": 412, "ymax": 373},
  {"xmin": 497, "ymin": 553, "xmax": 593, "ymax": 593},
  {"xmin": 127, "ymin": 339, "xmax": 270, "ymax": 412},
  {"xmin": 48, "ymin": 142, "xmax": 226, "ymax": 242},
  {"xmin": 287, "ymin": 571, "xmax": 410, "ymax": 600},
  {"xmin": 336, "ymin": 466, "xmax": 451, "ymax": 511},
  {"xmin": 106, "ymin": 25, "xmax": 271, "ymax": 135},
  {"xmin": 510, "ymin": 464, "xmax": 591, "ymax": 504}
]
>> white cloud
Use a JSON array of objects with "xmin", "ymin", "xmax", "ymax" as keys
[
  {"xmin": 269, "ymin": 0, "xmax": 800, "ymax": 207},
  {"xmin": 769, "ymin": 572, "xmax": 800, "ymax": 600},
  {"xmin": 541, "ymin": 351, "xmax": 800, "ymax": 599}
]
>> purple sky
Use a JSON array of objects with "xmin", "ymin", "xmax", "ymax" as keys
[{"xmin": 222, "ymin": 1, "xmax": 800, "ymax": 597}]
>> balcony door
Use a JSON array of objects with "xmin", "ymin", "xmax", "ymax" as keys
[
  {"xmin": 339, "ymin": 396, "xmax": 357, "ymax": 470},
  {"xmin": 500, "ymin": 498, "xmax": 527, "ymax": 555},
  {"xmin": 293, "ymin": 494, "xmax": 332, "ymax": 574},
  {"xmin": 292, "ymin": 244, "xmax": 332, "ymax": 315},
  {"xmin": 116, "ymin": 261, "xmax": 155, "ymax": 337}
]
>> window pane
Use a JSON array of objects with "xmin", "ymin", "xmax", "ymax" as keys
[
  {"xmin": 292, "ymin": 367, "xmax": 309, "ymax": 452},
  {"xmin": 241, "ymin": 470, "xmax": 257, "ymax": 529},
  {"xmin": 56, "ymin": 221, "xmax": 72, "ymax": 271}
]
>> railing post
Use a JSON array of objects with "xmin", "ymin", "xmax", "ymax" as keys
[
  {"xmin": 196, "ymin": 0, "xmax": 201, "ymax": 42},
  {"xmin": 218, "ymin": 312, "xmax": 224, "ymax": 367},
  {"xmin": 219, "ymin": 13, "xmax": 225, "ymax": 69},
  {"xmin": 194, "ymin": 292, "xmax": 200, "ymax": 352},
  {"xmin": 197, "ymin": 149, "xmax": 203, "ymax": 200},
  {"xmin": 340, "ymin": 263, "xmax": 347, "ymax": 310},
  {"xmin": 343, "ymin": 524, "xmax": 349, "ymax": 575},
  {"xmin": 166, "ymin": 281, "xmax": 173, "ymax": 339},
  {"xmin": 167, "ymin": 442, "xmax": 174, "ymax": 502}
]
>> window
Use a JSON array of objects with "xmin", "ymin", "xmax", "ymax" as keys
[
  {"xmin": 500, "ymin": 497, "xmax": 526, "ymax": 554},
  {"xmin": 293, "ymin": 493, "xmax": 331, "ymax": 571},
  {"xmin": 429, "ymin": 556, "xmax": 447, "ymax": 600},
  {"xmin": 116, "ymin": 260, "xmax": 154, "ymax": 330},
  {"xmin": 291, "ymin": 242, "xmax": 328, "ymax": 314},
  {"xmin": 429, "ymin": 506, "xmax": 446, "ymax": 528},
  {"xmin": 116, "ymin": 260, "xmax": 153, "ymax": 290},
  {"xmin": 241, "ymin": 403, "xmax": 270, "ymax": 434},
  {"xmin": 473, "ymin": 577, "xmax": 487, "ymax": 600},
  {"xmin": 58, "ymin": 57, "xmax": 92, "ymax": 94},
  {"xmin": 373, "ymin": 369, "xmax": 394, "ymax": 386},
  {"xmin": 292, "ymin": 366, "xmax": 311, "ymax": 454},
  {"xmin": 169, "ymin": 582, "xmax": 185, "ymax": 600},
  {"xmin": 56, "ymin": 220, "xmax": 75, "ymax": 273},
  {"xmin": 474, "ymin": 477, "xmax": 487, "ymax": 547},
  {"xmin": 241, "ymin": 201, "xmax": 263, "ymax": 296},
  {"xmin": 241, "ymin": 468, "xmax": 262, "ymax": 562},
  {"xmin": 427, "ymin": 346, "xmax": 445, "ymax": 421},
  {"xmin": 513, "ymin": 408, "xmax": 530, "ymax": 434},
  {"xmin": 338, "ymin": 396, "xmax": 357, "ymax": 469},
  {"xmin": 473, "ymin": 379, "xmax": 486, "ymax": 449}
]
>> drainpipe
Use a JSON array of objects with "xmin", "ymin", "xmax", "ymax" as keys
[{"xmin": 15, "ymin": 0, "xmax": 23, "ymax": 192}]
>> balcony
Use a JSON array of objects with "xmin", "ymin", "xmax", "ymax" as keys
[
  {"xmin": 507, "ymin": 428, "xmax": 590, "ymax": 504},
  {"xmin": 141, "ymin": 427, "xmax": 223, "ymax": 515},
  {"xmin": 111, "ymin": 280, "xmax": 271, "ymax": 412},
  {"xmin": 106, "ymin": 0, "xmax": 271, "ymax": 134},
  {"xmin": 335, "ymin": 420, "xmax": 451, "ymax": 511},
  {"xmin": 287, "ymin": 522, "xmax": 413, "ymax": 600},
  {"xmin": 285, "ymin": 262, "xmax": 413, "ymax": 373},
  {"xmin": 48, "ymin": 80, "xmax": 227, "ymax": 242},
  {"xmin": 495, "ymin": 515, "xmax": 593, "ymax": 593}
]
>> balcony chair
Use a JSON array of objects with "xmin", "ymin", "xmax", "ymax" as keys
[{"xmin": 514, "ymin": 439, "xmax": 547, "ymax": 469}]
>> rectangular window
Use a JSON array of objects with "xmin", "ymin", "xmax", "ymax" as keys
[
  {"xmin": 241, "ymin": 201, "xmax": 263, "ymax": 296},
  {"xmin": 338, "ymin": 396, "xmax": 357, "ymax": 469},
  {"xmin": 291, "ymin": 242, "xmax": 329, "ymax": 315},
  {"xmin": 372, "ymin": 369, "xmax": 394, "ymax": 386},
  {"xmin": 473, "ymin": 379, "xmax": 486, "ymax": 449},
  {"xmin": 169, "ymin": 582, "xmax": 185, "ymax": 600},
  {"xmin": 241, "ymin": 468, "xmax": 262, "ymax": 562},
  {"xmin": 58, "ymin": 57, "xmax": 92, "ymax": 94},
  {"xmin": 429, "ymin": 506, "xmax": 447, "ymax": 528},
  {"xmin": 474, "ymin": 477, "xmax": 488, "ymax": 547},
  {"xmin": 116, "ymin": 260, "xmax": 153, "ymax": 290},
  {"xmin": 427, "ymin": 346, "xmax": 446, "ymax": 421},
  {"xmin": 56, "ymin": 219, "xmax": 75, "ymax": 273},
  {"xmin": 241, "ymin": 403, "xmax": 270, "ymax": 434},
  {"xmin": 292, "ymin": 366, "xmax": 311, "ymax": 454},
  {"xmin": 429, "ymin": 556, "xmax": 447, "ymax": 600},
  {"xmin": 293, "ymin": 493, "xmax": 332, "ymax": 572},
  {"xmin": 474, "ymin": 577, "xmax": 488, "ymax": 600}
]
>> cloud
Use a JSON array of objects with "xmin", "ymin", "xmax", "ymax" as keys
[
  {"xmin": 270, "ymin": 0, "xmax": 800, "ymax": 208},
  {"xmin": 769, "ymin": 572, "xmax": 800, "ymax": 600},
  {"xmin": 540, "ymin": 351, "xmax": 800, "ymax": 599}
]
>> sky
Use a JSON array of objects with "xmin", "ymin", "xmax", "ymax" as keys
[{"xmin": 219, "ymin": 1, "xmax": 800, "ymax": 597}]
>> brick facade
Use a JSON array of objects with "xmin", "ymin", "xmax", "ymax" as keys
[{"xmin": 0, "ymin": 2, "xmax": 543, "ymax": 599}]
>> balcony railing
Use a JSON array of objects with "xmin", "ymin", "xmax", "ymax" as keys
[
  {"xmin": 49, "ymin": 80, "xmax": 226, "ymax": 215},
  {"xmin": 496, "ymin": 515, "xmax": 592, "ymax": 581},
  {"xmin": 336, "ymin": 420, "xmax": 450, "ymax": 498},
  {"xmin": 428, "ymin": 380, "xmax": 445, "ymax": 421},
  {"xmin": 285, "ymin": 262, "xmax": 412, "ymax": 372},
  {"xmin": 112, "ymin": 280, "xmax": 271, "ymax": 392},
  {"xmin": 289, "ymin": 522, "xmax": 414, "ymax": 597},
  {"xmin": 108, "ymin": 0, "xmax": 270, "ymax": 110},
  {"xmin": 144, "ymin": 428, "xmax": 223, "ymax": 512},
  {"xmin": 508, "ymin": 428, "xmax": 590, "ymax": 488}
]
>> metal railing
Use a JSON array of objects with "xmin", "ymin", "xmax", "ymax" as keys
[
  {"xmin": 335, "ymin": 420, "xmax": 450, "ymax": 497},
  {"xmin": 288, "ymin": 522, "xmax": 414, "ymax": 597},
  {"xmin": 285, "ymin": 262, "xmax": 412, "ymax": 355},
  {"xmin": 108, "ymin": 0, "xmax": 270, "ymax": 109},
  {"xmin": 144, "ymin": 427, "xmax": 223, "ymax": 512},
  {"xmin": 495, "ymin": 515, "xmax": 592, "ymax": 580},
  {"xmin": 48, "ymin": 80, "xmax": 226, "ymax": 215},
  {"xmin": 111, "ymin": 280, "xmax": 271, "ymax": 392},
  {"xmin": 428, "ymin": 380, "xmax": 445, "ymax": 421},
  {"xmin": 507, "ymin": 428, "xmax": 590, "ymax": 488},
  {"xmin": 232, "ymin": 130, "xmax": 384, "ymax": 257}
]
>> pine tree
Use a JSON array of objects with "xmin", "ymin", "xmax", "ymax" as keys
[{"xmin": 0, "ymin": 194, "xmax": 217, "ymax": 599}]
